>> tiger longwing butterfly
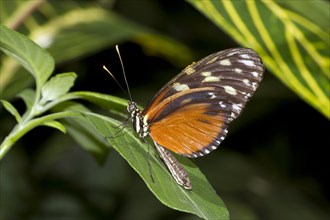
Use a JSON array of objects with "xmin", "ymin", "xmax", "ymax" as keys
[{"xmin": 112, "ymin": 47, "xmax": 264, "ymax": 190}]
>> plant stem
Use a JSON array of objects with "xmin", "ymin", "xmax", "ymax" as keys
[
  {"xmin": 0, "ymin": 111, "xmax": 80, "ymax": 160},
  {"xmin": 5, "ymin": 0, "xmax": 45, "ymax": 30}
]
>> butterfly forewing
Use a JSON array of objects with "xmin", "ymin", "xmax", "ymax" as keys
[{"xmin": 143, "ymin": 48, "xmax": 264, "ymax": 158}]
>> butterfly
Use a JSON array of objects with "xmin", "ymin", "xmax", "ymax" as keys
[{"xmin": 111, "ymin": 47, "xmax": 264, "ymax": 190}]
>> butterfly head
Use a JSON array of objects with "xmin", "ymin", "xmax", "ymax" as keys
[{"xmin": 127, "ymin": 101, "xmax": 138, "ymax": 114}]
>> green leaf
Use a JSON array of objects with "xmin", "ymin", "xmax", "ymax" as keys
[
  {"xmin": 42, "ymin": 120, "xmax": 66, "ymax": 133},
  {"xmin": 0, "ymin": 99, "xmax": 21, "ymax": 123},
  {"xmin": 0, "ymin": 25, "xmax": 54, "ymax": 87},
  {"xmin": 17, "ymin": 89, "xmax": 35, "ymax": 111},
  {"xmin": 188, "ymin": 0, "xmax": 330, "ymax": 118},
  {"xmin": 83, "ymin": 112, "xmax": 229, "ymax": 220},
  {"xmin": 40, "ymin": 72, "xmax": 76, "ymax": 104}
]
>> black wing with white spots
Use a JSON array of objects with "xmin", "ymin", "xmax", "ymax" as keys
[{"xmin": 143, "ymin": 48, "xmax": 264, "ymax": 158}]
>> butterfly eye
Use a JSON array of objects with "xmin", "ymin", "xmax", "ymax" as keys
[{"xmin": 127, "ymin": 101, "xmax": 137, "ymax": 113}]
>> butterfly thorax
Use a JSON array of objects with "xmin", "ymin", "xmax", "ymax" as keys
[{"xmin": 127, "ymin": 101, "xmax": 149, "ymax": 139}]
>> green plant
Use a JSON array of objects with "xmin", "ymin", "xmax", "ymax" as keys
[
  {"xmin": 0, "ymin": 25, "xmax": 228, "ymax": 219},
  {"xmin": 1, "ymin": 1, "xmax": 329, "ymax": 219}
]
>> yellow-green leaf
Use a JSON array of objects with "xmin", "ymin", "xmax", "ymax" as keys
[
  {"xmin": 189, "ymin": 0, "xmax": 330, "ymax": 118},
  {"xmin": 0, "ymin": 99, "xmax": 21, "ymax": 123},
  {"xmin": 42, "ymin": 120, "xmax": 66, "ymax": 133}
]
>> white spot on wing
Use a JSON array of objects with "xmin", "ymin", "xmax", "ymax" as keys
[
  {"xmin": 211, "ymin": 145, "xmax": 217, "ymax": 150},
  {"xmin": 239, "ymin": 59, "xmax": 255, "ymax": 67},
  {"xmin": 251, "ymin": 71, "xmax": 259, "ymax": 77},
  {"xmin": 173, "ymin": 83, "xmax": 189, "ymax": 91},
  {"xmin": 234, "ymin": 68, "xmax": 242, "ymax": 74},
  {"xmin": 219, "ymin": 101, "xmax": 226, "ymax": 108},
  {"xmin": 202, "ymin": 148, "xmax": 210, "ymax": 154},
  {"xmin": 208, "ymin": 92, "xmax": 216, "ymax": 99},
  {"xmin": 202, "ymin": 76, "xmax": 220, "ymax": 82},
  {"xmin": 224, "ymin": 86, "xmax": 237, "ymax": 95},
  {"xmin": 240, "ymin": 54, "xmax": 251, "ymax": 59},
  {"xmin": 232, "ymin": 103, "xmax": 243, "ymax": 113},
  {"xmin": 201, "ymin": 71, "xmax": 212, "ymax": 76},
  {"xmin": 219, "ymin": 59, "xmax": 231, "ymax": 66},
  {"xmin": 243, "ymin": 79, "xmax": 250, "ymax": 86}
]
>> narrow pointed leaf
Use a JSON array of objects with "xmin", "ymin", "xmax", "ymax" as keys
[
  {"xmin": 0, "ymin": 100, "xmax": 21, "ymax": 123},
  {"xmin": 42, "ymin": 120, "xmax": 66, "ymax": 133}
]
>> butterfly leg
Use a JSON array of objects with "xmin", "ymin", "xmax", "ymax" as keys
[
  {"xmin": 140, "ymin": 139, "xmax": 156, "ymax": 183},
  {"xmin": 105, "ymin": 116, "xmax": 131, "ymax": 138},
  {"xmin": 112, "ymin": 115, "xmax": 130, "ymax": 130}
]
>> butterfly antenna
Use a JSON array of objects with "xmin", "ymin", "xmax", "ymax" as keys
[
  {"xmin": 115, "ymin": 45, "xmax": 133, "ymax": 101},
  {"xmin": 102, "ymin": 45, "xmax": 133, "ymax": 101},
  {"xmin": 102, "ymin": 65, "xmax": 130, "ymax": 98}
]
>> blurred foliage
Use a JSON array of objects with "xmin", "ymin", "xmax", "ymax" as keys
[
  {"xmin": 189, "ymin": 0, "xmax": 329, "ymax": 118},
  {"xmin": 0, "ymin": 0, "xmax": 329, "ymax": 220},
  {"xmin": 0, "ymin": 0, "xmax": 194, "ymax": 99}
]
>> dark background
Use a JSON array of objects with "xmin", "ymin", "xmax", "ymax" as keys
[{"xmin": 1, "ymin": 1, "xmax": 329, "ymax": 220}]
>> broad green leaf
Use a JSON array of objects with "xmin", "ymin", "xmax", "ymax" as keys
[
  {"xmin": 42, "ymin": 120, "xmax": 66, "ymax": 133},
  {"xmin": 0, "ymin": 99, "xmax": 21, "ymax": 123},
  {"xmin": 83, "ymin": 112, "xmax": 229, "ymax": 220},
  {"xmin": 17, "ymin": 89, "xmax": 35, "ymax": 111},
  {"xmin": 0, "ymin": 25, "xmax": 54, "ymax": 87},
  {"xmin": 40, "ymin": 72, "xmax": 76, "ymax": 104},
  {"xmin": 189, "ymin": 0, "xmax": 330, "ymax": 118}
]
